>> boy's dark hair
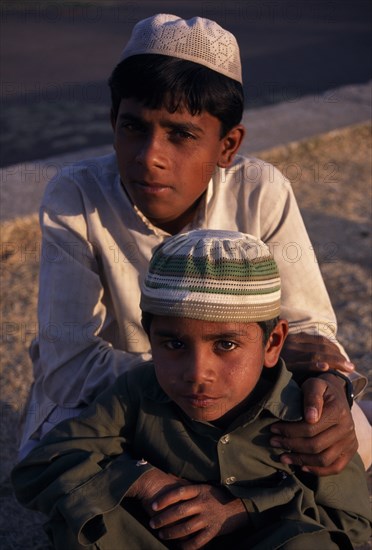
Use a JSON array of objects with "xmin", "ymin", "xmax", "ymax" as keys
[
  {"xmin": 141, "ymin": 312, "xmax": 280, "ymax": 347},
  {"xmin": 258, "ymin": 318, "xmax": 280, "ymax": 344},
  {"xmin": 108, "ymin": 54, "xmax": 244, "ymax": 137}
]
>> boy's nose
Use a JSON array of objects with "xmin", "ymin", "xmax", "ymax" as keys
[
  {"xmin": 135, "ymin": 134, "xmax": 167, "ymax": 169},
  {"xmin": 183, "ymin": 350, "xmax": 215, "ymax": 384}
]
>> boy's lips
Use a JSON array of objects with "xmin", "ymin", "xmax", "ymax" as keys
[
  {"xmin": 134, "ymin": 180, "xmax": 173, "ymax": 194},
  {"xmin": 182, "ymin": 394, "xmax": 220, "ymax": 408}
]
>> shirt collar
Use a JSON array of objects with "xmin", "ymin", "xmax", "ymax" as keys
[{"xmin": 250, "ymin": 359, "xmax": 303, "ymax": 422}]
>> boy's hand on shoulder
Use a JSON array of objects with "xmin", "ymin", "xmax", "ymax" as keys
[
  {"xmin": 282, "ymin": 332, "xmax": 355, "ymax": 375},
  {"xmin": 270, "ymin": 374, "xmax": 358, "ymax": 476},
  {"xmin": 148, "ymin": 483, "xmax": 248, "ymax": 549}
]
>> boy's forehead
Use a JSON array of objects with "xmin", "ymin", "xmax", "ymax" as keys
[
  {"xmin": 152, "ymin": 316, "xmax": 262, "ymax": 339},
  {"xmin": 117, "ymin": 98, "xmax": 222, "ymax": 129}
]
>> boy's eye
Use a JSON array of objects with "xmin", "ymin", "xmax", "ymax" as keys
[
  {"xmin": 164, "ymin": 339, "xmax": 185, "ymax": 350},
  {"xmin": 215, "ymin": 340, "xmax": 238, "ymax": 352},
  {"xmin": 170, "ymin": 129, "xmax": 196, "ymax": 141},
  {"xmin": 120, "ymin": 122, "xmax": 145, "ymax": 133}
]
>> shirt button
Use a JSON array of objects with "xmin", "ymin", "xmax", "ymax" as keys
[
  {"xmin": 220, "ymin": 434, "xmax": 230, "ymax": 444},
  {"xmin": 225, "ymin": 476, "xmax": 237, "ymax": 485}
]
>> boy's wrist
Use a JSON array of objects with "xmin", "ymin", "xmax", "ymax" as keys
[
  {"xmin": 319, "ymin": 370, "xmax": 354, "ymax": 408},
  {"xmin": 125, "ymin": 467, "xmax": 157, "ymax": 501},
  {"xmin": 125, "ymin": 468, "xmax": 185, "ymax": 512}
]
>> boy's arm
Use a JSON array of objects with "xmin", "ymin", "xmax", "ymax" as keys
[
  {"xmin": 253, "ymin": 165, "xmax": 363, "ymax": 474},
  {"xmin": 35, "ymin": 184, "xmax": 150, "ymax": 411},
  {"xmin": 11, "ymin": 378, "xmax": 177, "ymax": 546},
  {"xmin": 272, "ymin": 332, "xmax": 370, "ymax": 474},
  {"xmin": 232, "ymin": 455, "xmax": 370, "ymax": 549},
  {"xmin": 131, "ymin": 477, "xmax": 249, "ymax": 549},
  {"xmin": 256, "ymin": 161, "xmax": 362, "ymax": 379},
  {"xmin": 271, "ymin": 356, "xmax": 359, "ymax": 475},
  {"xmin": 276, "ymin": 331, "xmax": 364, "ymax": 477},
  {"xmin": 126, "ymin": 457, "xmax": 372, "ymax": 549},
  {"xmin": 313, "ymin": 453, "xmax": 372, "ymax": 546}
]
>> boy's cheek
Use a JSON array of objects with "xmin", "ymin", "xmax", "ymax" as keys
[{"xmin": 154, "ymin": 363, "xmax": 175, "ymax": 387}]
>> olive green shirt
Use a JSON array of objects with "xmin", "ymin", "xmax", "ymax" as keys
[{"xmin": 12, "ymin": 360, "xmax": 371, "ymax": 548}]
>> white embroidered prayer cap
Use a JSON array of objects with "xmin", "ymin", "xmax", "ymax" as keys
[{"xmin": 120, "ymin": 14, "xmax": 242, "ymax": 83}]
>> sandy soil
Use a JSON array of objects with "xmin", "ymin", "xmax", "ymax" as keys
[{"xmin": 1, "ymin": 122, "xmax": 370, "ymax": 549}]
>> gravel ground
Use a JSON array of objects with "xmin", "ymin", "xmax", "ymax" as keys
[{"xmin": 0, "ymin": 122, "xmax": 371, "ymax": 549}]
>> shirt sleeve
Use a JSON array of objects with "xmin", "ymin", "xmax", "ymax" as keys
[
  {"xmin": 35, "ymin": 175, "xmax": 150, "ymax": 408},
  {"xmin": 255, "ymin": 163, "xmax": 344, "ymax": 351},
  {"xmin": 312, "ymin": 454, "xmax": 372, "ymax": 545},
  {"xmin": 11, "ymin": 375, "xmax": 154, "ymax": 545},
  {"xmin": 229, "ymin": 455, "xmax": 371, "ymax": 547}
]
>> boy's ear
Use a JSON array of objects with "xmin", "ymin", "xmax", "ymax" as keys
[
  {"xmin": 263, "ymin": 319, "xmax": 289, "ymax": 368},
  {"xmin": 217, "ymin": 124, "xmax": 246, "ymax": 168}
]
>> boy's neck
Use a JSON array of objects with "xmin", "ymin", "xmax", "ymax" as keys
[
  {"xmin": 151, "ymin": 194, "xmax": 205, "ymax": 235},
  {"xmin": 210, "ymin": 369, "xmax": 275, "ymax": 430}
]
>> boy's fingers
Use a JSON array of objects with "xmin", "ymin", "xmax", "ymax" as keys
[
  {"xmin": 150, "ymin": 499, "xmax": 200, "ymax": 530},
  {"xmin": 151, "ymin": 513, "xmax": 204, "ymax": 540},
  {"xmin": 276, "ymin": 422, "xmax": 355, "ymax": 459},
  {"xmin": 302, "ymin": 377, "xmax": 328, "ymax": 423},
  {"xmin": 308, "ymin": 359, "xmax": 355, "ymax": 374},
  {"xmin": 285, "ymin": 359, "xmax": 355, "ymax": 375},
  {"xmin": 272, "ymin": 421, "xmax": 357, "ymax": 475},
  {"xmin": 152, "ymin": 485, "xmax": 199, "ymax": 512},
  {"xmin": 282, "ymin": 333, "xmax": 356, "ymax": 375},
  {"xmin": 279, "ymin": 436, "xmax": 357, "ymax": 476}
]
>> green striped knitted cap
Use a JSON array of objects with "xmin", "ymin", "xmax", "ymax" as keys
[{"xmin": 141, "ymin": 230, "xmax": 280, "ymax": 322}]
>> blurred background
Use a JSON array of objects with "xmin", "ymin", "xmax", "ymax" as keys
[{"xmin": 1, "ymin": 0, "xmax": 371, "ymax": 167}]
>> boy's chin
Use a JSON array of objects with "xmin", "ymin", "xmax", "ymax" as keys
[
  {"xmin": 190, "ymin": 411, "xmax": 223, "ymax": 422},
  {"xmin": 181, "ymin": 401, "xmax": 249, "ymax": 428},
  {"xmin": 177, "ymin": 402, "xmax": 228, "ymax": 423}
]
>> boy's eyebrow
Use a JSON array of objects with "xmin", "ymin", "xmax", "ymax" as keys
[
  {"xmin": 118, "ymin": 113, "xmax": 145, "ymax": 124},
  {"xmin": 152, "ymin": 329, "xmax": 183, "ymax": 338},
  {"xmin": 201, "ymin": 331, "xmax": 247, "ymax": 341},
  {"xmin": 118, "ymin": 112, "xmax": 205, "ymax": 134},
  {"xmin": 164, "ymin": 120, "xmax": 205, "ymax": 135}
]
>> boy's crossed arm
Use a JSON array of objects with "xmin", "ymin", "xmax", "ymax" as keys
[{"xmin": 127, "ymin": 469, "xmax": 248, "ymax": 549}]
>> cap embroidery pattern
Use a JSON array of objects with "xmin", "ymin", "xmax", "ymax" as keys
[{"xmin": 121, "ymin": 14, "xmax": 242, "ymax": 83}]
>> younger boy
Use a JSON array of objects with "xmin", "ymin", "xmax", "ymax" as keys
[{"xmin": 12, "ymin": 230, "xmax": 371, "ymax": 550}]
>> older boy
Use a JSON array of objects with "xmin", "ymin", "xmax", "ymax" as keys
[
  {"xmin": 20, "ymin": 14, "xmax": 370, "ymax": 469},
  {"xmin": 12, "ymin": 230, "xmax": 371, "ymax": 549}
]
